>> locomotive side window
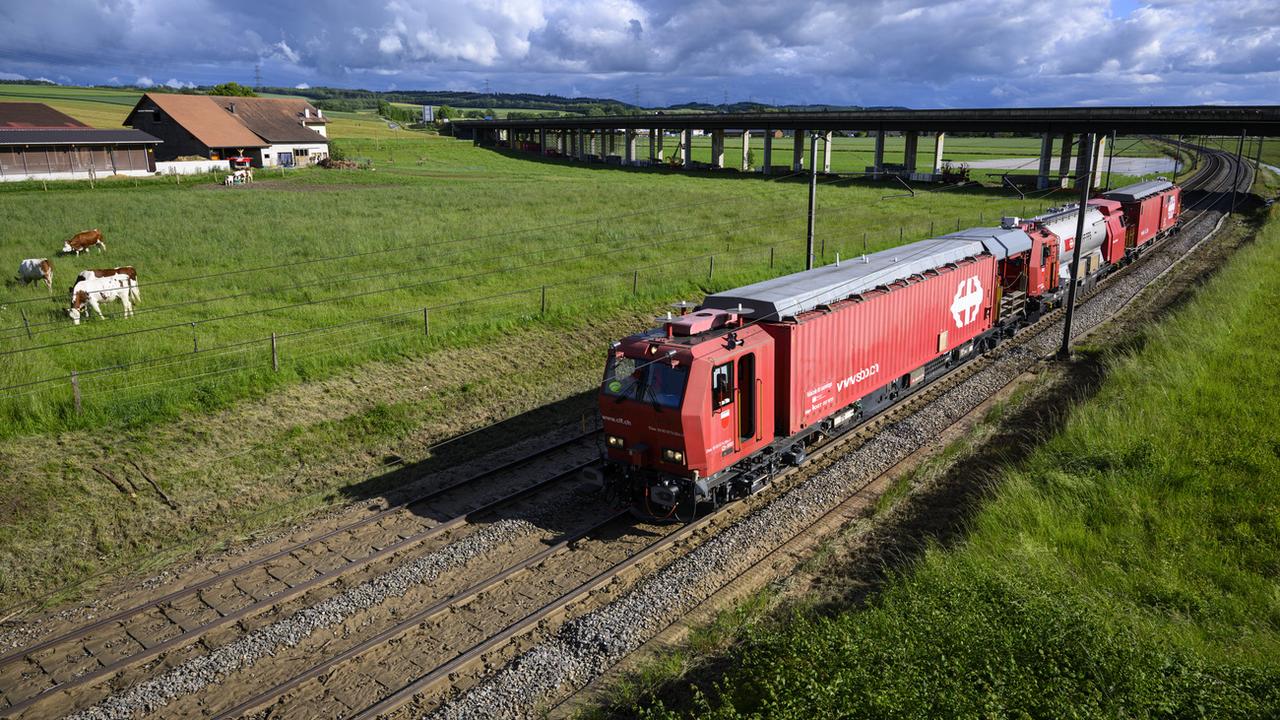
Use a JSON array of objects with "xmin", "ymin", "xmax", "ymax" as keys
[
  {"xmin": 1040, "ymin": 245, "xmax": 1050, "ymax": 268},
  {"xmin": 711, "ymin": 363, "xmax": 734, "ymax": 409}
]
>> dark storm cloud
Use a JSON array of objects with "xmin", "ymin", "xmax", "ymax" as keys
[{"xmin": 0, "ymin": 0, "xmax": 1274, "ymax": 105}]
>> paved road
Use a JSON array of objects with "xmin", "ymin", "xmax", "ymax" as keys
[{"xmin": 960, "ymin": 157, "xmax": 1180, "ymax": 174}]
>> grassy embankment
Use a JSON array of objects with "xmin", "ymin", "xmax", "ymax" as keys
[{"xmin": 627, "ymin": 206, "xmax": 1280, "ymax": 718}]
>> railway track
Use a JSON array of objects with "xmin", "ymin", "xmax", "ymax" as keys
[
  {"xmin": 4, "ymin": 144, "xmax": 1248, "ymax": 720},
  {"xmin": 0, "ymin": 428, "xmax": 601, "ymax": 718}
]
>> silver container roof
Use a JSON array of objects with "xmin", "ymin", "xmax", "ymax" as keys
[
  {"xmin": 1102, "ymin": 179, "xmax": 1174, "ymax": 203},
  {"xmin": 702, "ymin": 236, "xmax": 988, "ymax": 320},
  {"xmin": 940, "ymin": 227, "xmax": 1033, "ymax": 259}
]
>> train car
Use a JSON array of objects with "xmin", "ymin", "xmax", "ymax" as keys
[
  {"xmin": 1100, "ymin": 179, "xmax": 1182, "ymax": 253},
  {"xmin": 597, "ymin": 232, "xmax": 1041, "ymax": 517}
]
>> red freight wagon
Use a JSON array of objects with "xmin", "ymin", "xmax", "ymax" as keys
[
  {"xmin": 1101, "ymin": 179, "xmax": 1182, "ymax": 251},
  {"xmin": 598, "ymin": 234, "xmax": 1025, "ymax": 515},
  {"xmin": 762, "ymin": 254, "xmax": 996, "ymax": 437}
]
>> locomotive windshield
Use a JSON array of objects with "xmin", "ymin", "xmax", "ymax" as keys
[{"xmin": 603, "ymin": 354, "xmax": 687, "ymax": 409}]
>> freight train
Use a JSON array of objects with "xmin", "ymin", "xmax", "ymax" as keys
[{"xmin": 593, "ymin": 179, "xmax": 1182, "ymax": 518}]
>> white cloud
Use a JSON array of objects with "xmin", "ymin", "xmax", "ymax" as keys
[
  {"xmin": 164, "ymin": 78, "xmax": 195, "ymax": 89},
  {"xmin": 0, "ymin": 0, "xmax": 1275, "ymax": 106},
  {"xmin": 0, "ymin": 72, "xmax": 26, "ymax": 81},
  {"xmin": 295, "ymin": 82, "xmax": 311, "ymax": 89},
  {"xmin": 135, "ymin": 76, "xmax": 155, "ymax": 88}
]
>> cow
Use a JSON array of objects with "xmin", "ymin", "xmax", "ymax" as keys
[
  {"xmin": 17, "ymin": 258, "xmax": 53, "ymax": 292},
  {"xmin": 67, "ymin": 275, "xmax": 133, "ymax": 325},
  {"xmin": 76, "ymin": 267, "xmax": 139, "ymax": 302},
  {"xmin": 62, "ymin": 229, "xmax": 106, "ymax": 256}
]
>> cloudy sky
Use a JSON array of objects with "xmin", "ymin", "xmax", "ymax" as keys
[{"xmin": 0, "ymin": 0, "xmax": 1275, "ymax": 106}]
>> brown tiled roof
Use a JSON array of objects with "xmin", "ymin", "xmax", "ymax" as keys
[
  {"xmin": 126, "ymin": 94, "xmax": 266, "ymax": 148},
  {"xmin": 207, "ymin": 97, "xmax": 328, "ymax": 143},
  {"xmin": 0, "ymin": 102, "xmax": 90, "ymax": 129}
]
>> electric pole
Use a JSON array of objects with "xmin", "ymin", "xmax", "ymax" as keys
[
  {"xmin": 1058, "ymin": 132, "xmax": 1094, "ymax": 360},
  {"xmin": 254, "ymin": 64, "xmax": 262, "ymax": 90}
]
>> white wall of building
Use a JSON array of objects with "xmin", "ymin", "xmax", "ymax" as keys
[{"xmin": 260, "ymin": 143, "xmax": 330, "ymax": 167}]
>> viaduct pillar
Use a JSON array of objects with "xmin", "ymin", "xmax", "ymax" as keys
[
  {"xmin": 792, "ymin": 130, "xmax": 805, "ymax": 171},
  {"xmin": 539, "ymin": 128, "xmax": 547, "ymax": 155},
  {"xmin": 903, "ymin": 131, "xmax": 919, "ymax": 175},
  {"xmin": 1092, "ymin": 134, "xmax": 1108, "ymax": 190},
  {"xmin": 741, "ymin": 130, "xmax": 752, "ymax": 171},
  {"xmin": 762, "ymin": 129, "xmax": 773, "ymax": 174},
  {"xmin": 932, "ymin": 132, "xmax": 946, "ymax": 173},
  {"xmin": 711, "ymin": 129, "xmax": 725, "ymax": 168},
  {"xmin": 1037, "ymin": 133, "xmax": 1053, "ymax": 190},
  {"xmin": 680, "ymin": 129, "xmax": 692, "ymax": 167},
  {"xmin": 822, "ymin": 131, "xmax": 833, "ymax": 173},
  {"xmin": 649, "ymin": 128, "xmax": 657, "ymax": 162},
  {"xmin": 1057, "ymin": 133, "xmax": 1074, "ymax": 188},
  {"xmin": 625, "ymin": 129, "xmax": 636, "ymax": 165},
  {"xmin": 873, "ymin": 130, "xmax": 885, "ymax": 177}
]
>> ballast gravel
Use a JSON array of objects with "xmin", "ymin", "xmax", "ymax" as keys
[
  {"xmin": 69, "ymin": 515, "xmax": 546, "ymax": 720},
  {"xmin": 430, "ymin": 208, "xmax": 1229, "ymax": 720}
]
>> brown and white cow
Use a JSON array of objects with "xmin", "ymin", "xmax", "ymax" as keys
[
  {"xmin": 62, "ymin": 229, "xmax": 106, "ymax": 255},
  {"xmin": 77, "ymin": 267, "xmax": 139, "ymax": 302},
  {"xmin": 68, "ymin": 275, "xmax": 133, "ymax": 325},
  {"xmin": 17, "ymin": 258, "xmax": 53, "ymax": 292}
]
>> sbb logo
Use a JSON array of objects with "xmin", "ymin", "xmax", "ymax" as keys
[{"xmin": 950, "ymin": 276, "xmax": 983, "ymax": 328}]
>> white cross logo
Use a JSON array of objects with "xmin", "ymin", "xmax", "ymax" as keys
[{"xmin": 950, "ymin": 276, "xmax": 984, "ymax": 328}]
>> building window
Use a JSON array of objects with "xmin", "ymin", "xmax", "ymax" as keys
[
  {"xmin": 296, "ymin": 148, "xmax": 309, "ymax": 157},
  {"xmin": 155, "ymin": 110, "xmax": 165, "ymax": 123}
]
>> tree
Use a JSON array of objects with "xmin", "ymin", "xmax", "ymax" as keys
[
  {"xmin": 435, "ymin": 105, "xmax": 457, "ymax": 120},
  {"xmin": 209, "ymin": 82, "xmax": 257, "ymax": 97}
]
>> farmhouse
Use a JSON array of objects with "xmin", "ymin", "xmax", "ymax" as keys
[
  {"xmin": 124, "ymin": 93, "xmax": 329, "ymax": 168},
  {"xmin": 0, "ymin": 102, "xmax": 160, "ymax": 182}
]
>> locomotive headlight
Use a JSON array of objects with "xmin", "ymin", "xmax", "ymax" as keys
[
  {"xmin": 662, "ymin": 448, "xmax": 685, "ymax": 465},
  {"xmin": 606, "ymin": 434, "xmax": 625, "ymax": 449}
]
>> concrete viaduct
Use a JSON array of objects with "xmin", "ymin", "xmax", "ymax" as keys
[{"xmin": 452, "ymin": 106, "xmax": 1279, "ymax": 190}]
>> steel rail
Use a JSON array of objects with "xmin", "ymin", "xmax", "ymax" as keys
[
  {"xmin": 211, "ymin": 509, "xmax": 635, "ymax": 720},
  {"xmin": 0, "ymin": 431, "xmax": 599, "ymax": 715}
]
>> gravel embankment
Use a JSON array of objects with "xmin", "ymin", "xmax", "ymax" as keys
[
  {"xmin": 430, "ymin": 207, "xmax": 1228, "ymax": 720},
  {"xmin": 70, "ymin": 516, "xmax": 547, "ymax": 720}
]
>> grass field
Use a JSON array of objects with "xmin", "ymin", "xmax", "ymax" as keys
[
  {"xmin": 0, "ymin": 131, "xmax": 1072, "ymax": 440},
  {"xmin": 634, "ymin": 207, "xmax": 1280, "ymax": 718}
]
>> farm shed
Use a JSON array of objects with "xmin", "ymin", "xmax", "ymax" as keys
[
  {"xmin": 0, "ymin": 102, "xmax": 159, "ymax": 182},
  {"xmin": 124, "ymin": 93, "xmax": 329, "ymax": 168}
]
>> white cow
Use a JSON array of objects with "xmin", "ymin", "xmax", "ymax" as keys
[
  {"xmin": 17, "ymin": 258, "xmax": 53, "ymax": 292},
  {"xmin": 68, "ymin": 275, "xmax": 133, "ymax": 325},
  {"xmin": 76, "ymin": 267, "xmax": 140, "ymax": 303}
]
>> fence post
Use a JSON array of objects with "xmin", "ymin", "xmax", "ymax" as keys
[
  {"xmin": 191, "ymin": 323, "xmax": 198, "ymax": 353},
  {"xmin": 899, "ymin": 226, "xmax": 903, "ymax": 242},
  {"xmin": 271, "ymin": 333, "xmax": 279, "ymax": 372},
  {"xmin": 769, "ymin": 247, "xmax": 775, "ymax": 268},
  {"xmin": 423, "ymin": 307, "xmax": 430, "ymax": 337},
  {"xmin": 632, "ymin": 270, "xmax": 639, "ymax": 295},
  {"xmin": 863, "ymin": 232, "xmax": 867, "ymax": 253},
  {"xmin": 929, "ymin": 220, "xmax": 934, "ymax": 236},
  {"xmin": 979, "ymin": 209, "xmax": 984, "ymax": 223},
  {"xmin": 540, "ymin": 285, "xmax": 547, "ymax": 314},
  {"xmin": 708, "ymin": 255, "xmax": 715, "ymax": 283},
  {"xmin": 956, "ymin": 218, "xmax": 960, "ymax": 231},
  {"xmin": 71, "ymin": 371, "xmax": 81, "ymax": 415},
  {"xmin": 21, "ymin": 309, "xmax": 32, "ymax": 340}
]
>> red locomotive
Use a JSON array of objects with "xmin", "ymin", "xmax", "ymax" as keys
[{"xmin": 594, "ymin": 179, "xmax": 1183, "ymax": 518}]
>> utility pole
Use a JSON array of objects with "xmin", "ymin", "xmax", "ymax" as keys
[
  {"xmin": 1231, "ymin": 129, "xmax": 1246, "ymax": 215},
  {"xmin": 254, "ymin": 64, "xmax": 262, "ymax": 90},
  {"xmin": 1058, "ymin": 132, "xmax": 1094, "ymax": 360},
  {"xmin": 1104, "ymin": 130, "xmax": 1116, "ymax": 190},
  {"xmin": 806, "ymin": 131, "xmax": 819, "ymax": 270}
]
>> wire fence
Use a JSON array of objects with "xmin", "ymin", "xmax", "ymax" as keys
[{"xmin": 0, "ymin": 198, "xmax": 1064, "ymax": 431}]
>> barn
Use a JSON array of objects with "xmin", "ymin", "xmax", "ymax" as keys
[
  {"xmin": 124, "ymin": 93, "xmax": 329, "ymax": 168},
  {"xmin": 0, "ymin": 102, "xmax": 160, "ymax": 182}
]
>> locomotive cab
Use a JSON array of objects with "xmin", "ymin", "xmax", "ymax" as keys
[{"xmin": 598, "ymin": 307, "xmax": 775, "ymax": 518}]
